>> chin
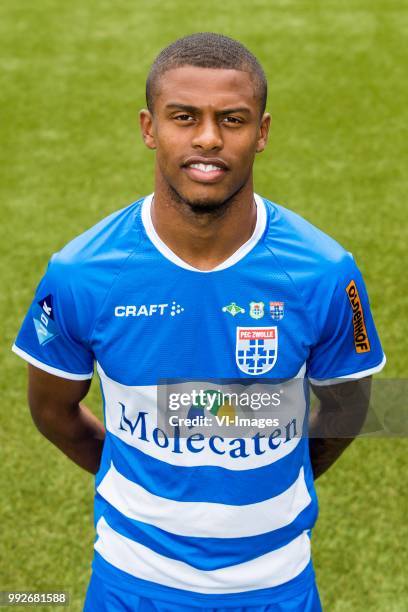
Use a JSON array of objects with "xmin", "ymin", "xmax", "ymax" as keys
[
  {"xmin": 186, "ymin": 195, "xmax": 225, "ymax": 208},
  {"xmin": 177, "ymin": 186, "xmax": 234, "ymax": 211}
]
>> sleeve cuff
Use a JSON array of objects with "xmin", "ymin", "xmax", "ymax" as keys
[
  {"xmin": 308, "ymin": 353, "xmax": 386, "ymax": 386},
  {"xmin": 12, "ymin": 344, "xmax": 94, "ymax": 381}
]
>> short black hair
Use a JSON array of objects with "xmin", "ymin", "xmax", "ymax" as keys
[{"xmin": 146, "ymin": 33, "xmax": 267, "ymax": 115}]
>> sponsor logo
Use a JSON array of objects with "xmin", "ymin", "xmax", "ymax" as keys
[
  {"xmin": 32, "ymin": 294, "xmax": 59, "ymax": 345},
  {"xmin": 270, "ymin": 301, "xmax": 284, "ymax": 320},
  {"xmin": 346, "ymin": 280, "xmax": 371, "ymax": 353},
  {"xmin": 236, "ymin": 326, "xmax": 278, "ymax": 375},
  {"xmin": 118, "ymin": 403, "xmax": 296, "ymax": 458},
  {"xmin": 114, "ymin": 301, "xmax": 184, "ymax": 317},
  {"xmin": 222, "ymin": 302, "xmax": 245, "ymax": 316},
  {"xmin": 249, "ymin": 301, "xmax": 264, "ymax": 319}
]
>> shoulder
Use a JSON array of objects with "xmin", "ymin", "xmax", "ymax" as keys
[
  {"xmin": 261, "ymin": 197, "xmax": 356, "ymax": 282},
  {"xmin": 37, "ymin": 197, "xmax": 147, "ymax": 338},
  {"xmin": 47, "ymin": 197, "xmax": 145, "ymax": 282},
  {"xmin": 259, "ymin": 197, "xmax": 361, "ymax": 342},
  {"xmin": 42, "ymin": 197, "xmax": 147, "ymax": 319},
  {"xmin": 55, "ymin": 198, "xmax": 144, "ymax": 265}
]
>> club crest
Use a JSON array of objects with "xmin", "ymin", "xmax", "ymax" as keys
[
  {"xmin": 249, "ymin": 301, "xmax": 264, "ymax": 319},
  {"xmin": 236, "ymin": 327, "xmax": 278, "ymax": 375},
  {"xmin": 270, "ymin": 301, "xmax": 284, "ymax": 320}
]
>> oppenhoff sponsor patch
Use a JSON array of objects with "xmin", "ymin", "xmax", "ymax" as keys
[{"xmin": 346, "ymin": 280, "xmax": 371, "ymax": 353}]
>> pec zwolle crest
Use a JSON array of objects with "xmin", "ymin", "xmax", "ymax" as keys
[
  {"xmin": 270, "ymin": 301, "xmax": 284, "ymax": 320},
  {"xmin": 236, "ymin": 327, "xmax": 278, "ymax": 375}
]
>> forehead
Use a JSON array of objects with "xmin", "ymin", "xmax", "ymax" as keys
[{"xmin": 154, "ymin": 66, "xmax": 259, "ymax": 111}]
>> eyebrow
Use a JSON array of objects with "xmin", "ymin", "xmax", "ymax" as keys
[{"xmin": 165, "ymin": 103, "xmax": 252, "ymax": 115}]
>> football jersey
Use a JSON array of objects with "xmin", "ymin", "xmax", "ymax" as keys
[{"xmin": 13, "ymin": 194, "xmax": 385, "ymax": 607}]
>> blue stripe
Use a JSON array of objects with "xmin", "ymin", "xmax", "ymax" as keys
[
  {"xmin": 107, "ymin": 434, "xmax": 306, "ymax": 505},
  {"xmin": 101, "ymin": 500, "xmax": 317, "ymax": 570},
  {"xmin": 92, "ymin": 552, "xmax": 315, "ymax": 607}
]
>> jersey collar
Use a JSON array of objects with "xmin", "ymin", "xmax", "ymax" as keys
[{"xmin": 141, "ymin": 193, "xmax": 267, "ymax": 273}]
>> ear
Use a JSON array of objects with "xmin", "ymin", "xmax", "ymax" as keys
[
  {"xmin": 256, "ymin": 112, "xmax": 271, "ymax": 153},
  {"xmin": 139, "ymin": 109, "xmax": 156, "ymax": 150}
]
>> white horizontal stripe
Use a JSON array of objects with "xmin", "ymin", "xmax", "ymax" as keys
[
  {"xmin": 97, "ymin": 363, "xmax": 305, "ymax": 470},
  {"xmin": 95, "ymin": 517, "xmax": 311, "ymax": 593},
  {"xmin": 308, "ymin": 353, "xmax": 386, "ymax": 386},
  {"xmin": 12, "ymin": 344, "xmax": 93, "ymax": 380},
  {"xmin": 141, "ymin": 193, "xmax": 267, "ymax": 273},
  {"xmin": 97, "ymin": 463, "xmax": 311, "ymax": 538}
]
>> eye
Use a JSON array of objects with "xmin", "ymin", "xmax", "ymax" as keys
[
  {"xmin": 222, "ymin": 116, "xmax": 243, "ymax": 125},
  {"xmin": 174, "ymin": 114, "xmax": 194, "ymax": 122}
]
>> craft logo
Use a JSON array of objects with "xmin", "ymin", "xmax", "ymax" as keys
[
  {"xmin": 33, "ymin": 294, "xmax": 59, "ymax": 346},
  {"xmin": 114, "ymin": 301, "xmax": 184, "ymax": 317},
  {"xmin": 236, "ymin": 326, "xmax": 278, "ymax": 375},
  {"xmin": 270, "ymin": 301, "xmax": 284, "ymax": 320},
  {"xmin": 249, "ymin": 301, "xmax": 264, "ymax": 319},
  {"xmin": 222, "ymin": 302, "xmax": 245, "ymax": 317},
  {"xmin": 346, "ymin": 280, "xmax": 371, "ymax": 353}
]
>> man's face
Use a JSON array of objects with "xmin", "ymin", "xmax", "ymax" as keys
[{"xmin": 140, "ymin": 66, "xmax": 270, "ymax": 209}]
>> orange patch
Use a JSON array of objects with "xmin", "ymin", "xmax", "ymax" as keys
[{"xmin": 346, "ymin": 280, "xmax": 371, "ymax": 353}]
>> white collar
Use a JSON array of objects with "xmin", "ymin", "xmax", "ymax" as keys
[{"xmin": 141, "ymin": 193, "xmax": 266, "ymax": 273}]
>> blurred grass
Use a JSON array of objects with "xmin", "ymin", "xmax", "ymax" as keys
[{"xmin": 1, "ymin": 0, "xmax": 407, "ymax": 610}]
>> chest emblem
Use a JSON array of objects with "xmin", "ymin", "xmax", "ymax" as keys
[
  {"xmin": 249, "ymin": 301, "xmax": 264, "ymax": 319},
  {"xmin": 270, "ymin": 301, "xmax": 284, "ymax": 320},
  {"xmin": 236, "ymin": 326, "xmax": 278, "ymax": 375},
  {"xmin": 222, "ymin": 302, "xmax": 245, "ymax": 316}
]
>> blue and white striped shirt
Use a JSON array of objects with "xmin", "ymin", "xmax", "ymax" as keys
[{"xmin": 13, "ymin": 194, "xmax": 385, "ymax": 606}]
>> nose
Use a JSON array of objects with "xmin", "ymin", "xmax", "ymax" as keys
[{"xmin": 191, "ymin": 118, "xmax": 223, "ymax": 151}]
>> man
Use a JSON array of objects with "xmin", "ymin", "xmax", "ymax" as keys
[{"xmin": 13, "ymin": 33, "xmax": 385, "ymax": 611}]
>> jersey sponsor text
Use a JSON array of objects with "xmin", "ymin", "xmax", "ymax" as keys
[{"xmin": 346, "ymin": 281, "xmax": 371, "ymax": 353}]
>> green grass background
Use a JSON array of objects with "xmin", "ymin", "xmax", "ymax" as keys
[{"xmin": 1, "ymin": 0, "xmax": 407, "ymax": 610}]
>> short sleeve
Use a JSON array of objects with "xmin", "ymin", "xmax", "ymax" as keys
[
  {"xmin": 307, "ymin": 253, "xmax": 386, "ymax": 384},
  {"xmin": 12, "ymin": 256, "xmax": 94, "ymax": 380}
]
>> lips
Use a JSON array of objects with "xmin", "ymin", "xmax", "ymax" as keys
[{"xmin": 182, "ymin": 157, "xmax": 228, "ymax": 184}]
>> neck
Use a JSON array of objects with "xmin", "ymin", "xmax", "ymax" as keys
[{"xmin": 150, "ymin": 177, "xmax": 257, "ymax": 272}]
